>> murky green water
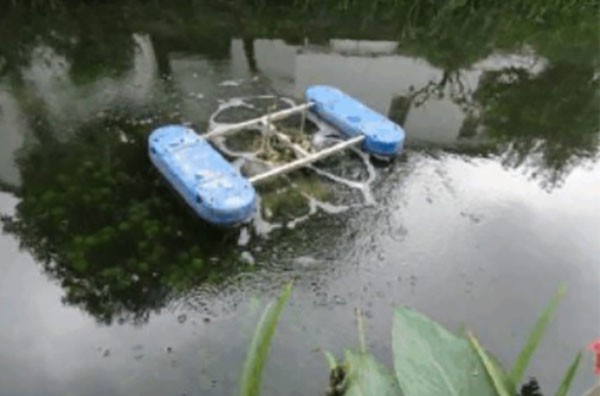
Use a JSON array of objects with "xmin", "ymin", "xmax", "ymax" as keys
[{"xmin": 0, "ymin": 2, "xmax": 599, "ymax": 395}]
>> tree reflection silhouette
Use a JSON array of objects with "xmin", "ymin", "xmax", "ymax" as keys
[
  {"xmin": 473, "ymin": 62, "xmax": 599, "ymax": 188},
  {"xmin": 2, "ymin": 114, "xmax": 243, "ymax": 325}
]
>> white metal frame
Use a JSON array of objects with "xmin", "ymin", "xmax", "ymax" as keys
[{"xmin": 202, "ymin": 103, "xmax": 365, "ymax": 184}]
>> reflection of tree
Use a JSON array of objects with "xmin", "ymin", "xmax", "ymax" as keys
[
  {"xmin": 1, "ymin": 114, "xmax": 242, "ymax": 325},
  {"xmin": 0, "ymin": 179, "xmax": 19, "ymax": 195},
  {"xmin": 391, "ymin": 4, "xmax": 599, "ymax": 187},
  {"xmin": 0, "ymin": 2, "xmax": 234, "ymax": 82},
  {"xmin": 402, "ymin": 8, "xmax": 498, "ymax": 72},
  {"xmin": 0, "ymin": 6, "xmax": 134, "ymax": 82},
  {"xmin": 1, "ymin": 1, "xmax": 597, "ymax": 323},
  {"xmin": 388, "ymin": 69, "xmax": 476, "ymax": 127},
  {"xmin": 473, "ymin": 63, "xmax": 599, "ymax": 188}
]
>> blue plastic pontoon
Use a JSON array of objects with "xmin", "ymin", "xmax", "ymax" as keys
[
  {"xmin": 149, "ymin": 125, "xmax": 257, "ymax": 226},
  {"xmin": 306, "ymin": 85, "xmax": 405, "ymax": 156}
]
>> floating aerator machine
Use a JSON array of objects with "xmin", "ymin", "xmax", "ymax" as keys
[{"xmin": 148, "ymin": 85, "xmax": 405, "ymax": 226}]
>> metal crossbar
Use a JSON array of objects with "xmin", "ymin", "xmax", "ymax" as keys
[
  {"xmin": 203, "ymin": 103, "xmax": 313, "ymax": 139},
  {"xmin": 203, "ymin": 101, "xmax": 364, "ymax": 185},
  {"xmin": 249, "ymin": 135, "xmax": 364, "ymax": 184}
]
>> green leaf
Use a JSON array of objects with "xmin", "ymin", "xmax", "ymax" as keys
[
  {"xmin": 344, "ymin": 350, "xmax": 402, "ymax": 396},
  {"xmin": 468, "ymin": 331, "xmax": 513, "ymax": 396},
  {"xmin": 323, "ymin": 351, "xmax": 338, "ymax": 370},
  {"xmin": 510, "ymin": 284, "xmax": 566, "ymax": 385},
  {"xmin": 356, "ymin": 308, "xmax": 367, "ymax": 354},
  {"xmin": 240, "ymin": 282, "xmax": 292, "ymax": 396},
  {"xmin": 455, "ymin": 322, "xmax": 467, "ymax": 338},
  {"xmin": 392, "ymin": 307, "xmax": 497, "ymax": 396},
  {"xmin": 554, "ymin": 352, "xmax": 582, "ymax": 396},
  {"xmin": 485, "ymin": 350, "xmax": 516, "ymax": 394}
]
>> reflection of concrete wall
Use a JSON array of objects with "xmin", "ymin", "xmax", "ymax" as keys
[
  {"xmin": 255, "ymin": 40, "xmax": 298, "ymax": 83},
  {"xmin": 229, "ymin": 38, "xmax": 548, "ymax": 145},
  {"xmin": 329, "ymin": 39, "xmax": 397, "ymax": 55},
  {"xmin": 0, "ymin": 34, "xmax": 161, "ymax": 190},
  {"xmin": 169, "ymin": 46, "xmax": 256, "ymax": 127},
  {"xmin": 295, "ymin": 53, "xmax": 434, "ymax": 111},
  {"xmin": 0, "ymin": 88, "xmax": 26, "ymax": 187},
  {"xmin": 231, "ymin": 39, "xmax": 299, "ymax": 92},
  {"xmin": 20, "ymin": 34, "xmax": 158, "ymax": 134},
  {"xmin": 294, "ymin": 52, "xmax": 481, "ymax": 143},
  {"xmin": 169, "ymin": 55, "xmax": 222, "ymax": 126},
  {"xmin": 403, "ymin": 71, "xmax": 482, "ymax": 144},
  {"xmin": 402, "ymin": 92, "xmax": 472, "ymax": 144},
  {"xmin": 230, "ymin": 39, "xmax": 471, "ymax": 143},
  {"xmin": 230, "ymin": 39, "xmax": 248, "ymax": 77}
]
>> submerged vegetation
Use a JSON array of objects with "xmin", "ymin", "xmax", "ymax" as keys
[{"xmin": 242, "ymin": 284, "xmax": 591, "ymax": 396}]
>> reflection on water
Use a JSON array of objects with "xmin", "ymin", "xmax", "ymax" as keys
[
  {"xmin": 0, "ymin": 24, "xmax": 597, "ymax": 322},
  {"xmin": 0, "ymin": 89, "xmax": 26, "ymax": 188},
  {"xmin": 21, "ymin": 34, "xmax": 157, "ymax": 129},
  {"xmin": 1, "ymin": 109, "xmax": 247, "ymax": 325},
  {"xmin": 232, "ymin": 37, "xmax": 599, "ymax": 189},
  {"xmin": 0, "ymin": 2, "xmax": 598, "ymax": 395},
  {"xmin": 1, "ymin": 8, "xmax": 598, "ymax": 310}
]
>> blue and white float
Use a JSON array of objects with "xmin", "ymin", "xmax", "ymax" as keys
[
  {"xmin": 148, "ymin": 85, "xmax": 405, "ymax": 226},
  {"xmin": 306, "ymin": 85, "xmax": 405, "ymax": 156}
]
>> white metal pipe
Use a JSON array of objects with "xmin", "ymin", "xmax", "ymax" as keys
[
  {"xmin": 249, "ymin": 135, "xmax": 365, "ymax": 184},
  {"xmin": 203, "ymin": 103, "xmax": 313, "ymax": 139}
]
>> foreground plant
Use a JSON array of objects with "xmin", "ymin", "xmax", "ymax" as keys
[
  {"xmin": 240, "ymin": 282, "xmax": 292, "ymax": 396},
  {"xmin": 240, "ymin": 285, "xmax": 585, "ymax": 396}
]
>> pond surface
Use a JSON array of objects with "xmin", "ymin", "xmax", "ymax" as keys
[{"xmin": 0, "ymin": 2, "xmax": 599, "ymax": 395}]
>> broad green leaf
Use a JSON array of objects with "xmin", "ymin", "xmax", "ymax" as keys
[
  {"xmin": 468, "ymin": 331, "xmax": 512, "ymax": 396},
  {"xmin": 455, "ymin": 322, "xmax": 467, "ymax": 338},
  {"xmin": 344, "ymin": 350, "xmax": 402, "ymax": 396},
  {"xmin": 240, "ymin": 282, "xmax": 292, "ymax": 396},
  {"xmin": 510, "ymin": 285, "xmax": 566, "ymax": 385},
  {"xmin": 392, "ymin": 307, "xmax": 497, "ymax": 396},
  {"xmin": 554, "ymin": 352, "xmax": 582, "ymax": 396}
]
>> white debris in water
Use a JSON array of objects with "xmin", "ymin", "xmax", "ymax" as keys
[
  {"xmin": 264, "ymin": 208, "xmax": 273, "ymax": 219},
  {"xmin": 188, "ymin": 92, "xmax": 204, "ymax": 99},
  {"xmin": 219, "ymin": 80, "xmax": 242, "ymax": 87},
  {"xmin": 240, "ymin": 251, "xmax": 255, "ymax": 265},
  {"xmin": 306, "ymin": 195, "xmax": 350, "ymax": 214},
  {"xmin": 252, "ymin": 196, "xmax": 282, "ymax": 236},
  {"xmin": 237, "ymin": 227, "xmax": 251, "ymax": 246},
  {"xmin": 293, "ymin": 255, "xmax": 320, "ymax": 268},
  {"xmin": 118, "ymin": 130, "xmax": 129, "ymax": 143}
]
